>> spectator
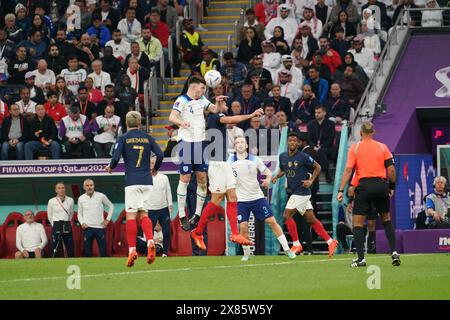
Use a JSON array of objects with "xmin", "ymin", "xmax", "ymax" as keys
[
  {"xmin": 329, "ymin": 0, "xmax": 360, "ymax": 26},
  {"xmin": 118, "ymin": 7, "xmax": 142, "ymax": 44},
  {"xmin": 32, "ymin": 59, "xmax": 56, "ymax": 92},
  {"xmin": 425, "ymin": 176, "xmax": 450, "ymax": 229},
  {"xmin": 55, "ymin": 30, "xmax": 77, "ymax": 61},
  {"xmin": 60, "ymin": 55, "xmax": 87, "ymax": 95},
  {"xmin": 0, "ymin": 29, "xmax": 16, "ymax": 63},
  {"xmin": 329, "ymin": 10, "xmax": 357, "ymax": 41},
  {"xmin": 59, "ymin": 105, "xmax": 91, "ymax": 159},
  {"xmin": 87, "ymin": 14, "xmax": 112, "ymax": 48},
  {"xmin": 305, "ymin": 66, "xmax": 329, "ymax": 105},
  {"xmin": 270, "ymin": 26, "xmax": 291, "ymax": 55},
  {"xmin": 74, "ymin": 85, "xmax": 97, "ymax": 123},
  {"xmin": 335, "ymin": 65, "xmax": 365, "ymax": 107},
  {"xmin": 15, "ymin": 210, "xmax": 48, "ymax": 259},
  {"xmin": 237, "ymin": 27, "xmax": 263, "ymax": 65},
  {"xmin": 92, "ymin": 105, "xmax": 122, "ymax": 158},
  {"xmin": 196, "ymin": 49, "xmax": 220, "ymax": 78},
  {"xmin": 393, "ymin": 0, "xmax": 422, "ymax": 27},
  {"xmin": 330, "ymin": 26, "xmax": 351, "ymax": 61},
  {"xmin": 260, "ymin": 102, "xmax": 278, "ymax": 129},
  {"xmin": 7, "ymin": 45, "xmax": 37, "ymax": 85},
  {"xmin": 47, "ymin": 182, "xmax": 75, "ymax": 257},
  {"xmin": 324, "ymin": 83, "xmax": 351, "ymax": 123},
  {"xmin": 234, "ymin": 84, "xmax": 260, "ymax": 115},
  {"xmin": 44, "ymin": 91, "xmax": 67, "ymax": 128},
  {"xmin": 96, "ymin": 84, "xmax": 129, "ymax": 131},
  {"xmin": 55, "ymin": 76, "xmax": 75, "ymax": 109},
  {"xmin": 93, "ymin": 0, "xmax": 121, "ymax": 34},
  {"xmin": 361, "ymin": 0, "xmax": 391, "ymax": 31},
  {"xmin": 15, "ymin": 4, "xmax": 30, "ymax": 39},
  {"xmin": 292, "ymin": 84, "xmax": 319, "ymax": 124},
  {"xmin": 24, "ymin": 72, "xmax": 45, "ymax": 105},
  {"xmin": 16, "ymin": 86, "xmax": 37, "ymax": 118},
  {"xmin": 279, "ymin": 70, "xmax": 301, "ymax": 104},
  {"xmin": 147, "ymin": 155, "xmax": 173, "ymax": 256},
  {"xmin": 116, "ymin": 57, "xmax": 150, "ymax": 96},
  {"xmin": 0, "ymin": 97, "xmax": 9, "ymax": 125},
  {"xmin": 274, "ymin": 54, "xmax": 304, "ymax": 88},
  {"xmin": 76, "ymin": 33, "xmax": 100, "ymax": 69},
  {"xmin": 85, "ymin": 77, "xmax": 104, "ymax": 105},
  {"xmin": 163, "ymin": 124, "xmax": 179, "ymax": 158},
  {"xmin": 101, "ymin": 46, "xmax": 122, "ymax": 81},
  {"xmin": 153, "ymin": 0, "xmax": 178, "ymax": 33},
  {"xmin": 248, "ymin": 69, "xmax": 269, "ymax": 102},
  {"xmin": 146, "ymin": 9, "xmax": 170, "ymax": 49},
  {"xmin": 266, "ymin": 84, "xmax": 292, "ymax": 120},
  {"xmin": 245, "ymin": 55, "xmax": 273, "ymax": 91},
  {"xmin": 25, "ymin": 104, "xmax": 60, "ymax": 160},
  {"xmin": 136, "ymin": 27, "xmax": 163, "ymax": 69},
  {"xmin": 291, "ymin": 37, "xmax": 310, "ymax": 70},
  {"xmin": 301, "ymin": 5, "xmax": 323, "ymax": 40},
  {"xmin": 238, "ymin": 8, "xmax": 266, "ymax": 42},
  {"xmin": 307, "ymin": 105, "xmax": 336, "ymax": 182},
  {"xmin": 255, "ymin": 0, "xmax": 278, "ymax": 26},
  {"xmin": 421, "ymin": 0, "xmax": 443, "ymax": 27},
  {"xmin": 444, "ymin": 2, "xmax": 450, "ymax": 27},
  {"xmin": 1, "ymin": 104, "xmax": 28, "ymax": 160},
  {"xmin": 333, "ymin": 52, "xmax": 369, "ymax": 85},
  {"xmin": 4, "ymin": 14, "xmax": 23, "ymax": 45},
  {"xmin": 314, "ymin": 36, "xmax": 342, "ymax": 75},
  {"xmin": 115, "ymin": 74, "xmax": 139, "ymax": 111},
  {"xmin": 296, "ymin": 23, "xmax": 319, "ymax": 62},
  {"xmin": 275, "ymin": 109, "xmax": 301, "ymax": 136},
  {"xmin": 315, "ymin": 0, "xmax": 331, "ymax": 26},
  {"xmin": 310, "ymin": 52, "xmax": 332, "ymax": 86},
  {"xmin": 105, "ymin": 30, "xmax": 131, "ymax": 64},
  {"xmin": 246, "ymin": 115, "xmax": 271, "ymax": 155},
  {"xmin": 261, "ymin": 40, "xmax": 281, "ymax": 81},
  {"xmin": 220, "ymin": 52, "xmax": 248, "ymax": 97},
  {"xmin": 0, "ymin": 74, "xmax": 13, "ymax": 105},
  {"xmin": 361, "ymin": 22, "xmax": 381, "ymax": 57},
  {"xmin": 28, "ymin": 15, "xmax": 50, "ymax": 47},
  {"xmin": 265, "ymin": 4, "xmax": 298, "ymax": 46},
  {"xmin": 34, "ymin": 4, "xmax": 56, "ymax": 38},
  {"xmin": 348, "ymin": 36, "xmax": 376, "ymax": 78},
  {"xmin": 19, "ymin": 29, "xmax": 47, "ymax": 62},
  {"xmin": 78, "ymin": 179, "xmax": 114, "ymax": 257},
  {"xmin": 88, "ymin": 60, "xmax": 112, "ymax": 95},
  {"xmin": 180, "ymin": 18, "xmax": 205, "ymax": 67}
]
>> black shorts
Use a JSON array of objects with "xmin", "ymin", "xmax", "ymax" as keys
[
  {"xmin": 353, "ymin": 178, "xmax": 389, "ymax": 216},
  {"xmin": 367, "ymin": 203, "xmax": 378, "ymax": 220}
]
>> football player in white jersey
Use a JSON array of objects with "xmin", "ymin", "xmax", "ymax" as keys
[
  {"xmin": 168, "ymin": 76, "xmax": 223, "ymax": 231},
  {"xmin": 229, "ymin": 136, "xmax": 296, "ymax": 261}
]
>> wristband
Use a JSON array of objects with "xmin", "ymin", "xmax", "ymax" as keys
[
  {"xmin": 389, "ymin": 181, "xmax": 396, "ymax": 190},
  {"xmin": 338, "ymin": 189, "xmax": 344, "ymax": 193}
]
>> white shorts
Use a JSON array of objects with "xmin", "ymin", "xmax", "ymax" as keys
[
  {"xmin": 208, "ymin": 161, "xmax": 236, "ymax": 194},
  {"xmin": 125, "ymin": 185, "xmax": 153, "ymax": 213},
  {"xmin": 285, "ymin": 195, "xmax": 313, "ymax": 215}
]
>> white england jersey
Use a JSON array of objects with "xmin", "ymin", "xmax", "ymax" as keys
[
  {"xmin": 228, "ymin": 154, "xmax": 268, "ymax": 202},
  {"xmin": 173, "ymin": 94, "xmax": 212, "ymax": 143},
  {"xmin": 60, "ymin": 68, "xmax": 87, "ymax": 95}
]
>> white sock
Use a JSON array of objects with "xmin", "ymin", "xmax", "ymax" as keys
[
  {"xmin": 293, "ymin": 240, "xmax": 301, "ymax": 247},
  {"xmin": 177, "ymin": 181, "xmax": 188, "ymax": 218},
  {"xmin": 277, "ymin": 235, "xmax": 290, "ymax": 252},
  {"xmin": 392, "ymin": 251, "xmax": 398, "ymax": 255},
  {"xmin": 147, "ymin": 239, "xmax": 154, "ymax": 247},
  {"xmin": 128, "ymin": 247, "xmax": 136, "ymax": 254},
  {"xmin": 243, "ymin": 245, "xmax": 251, "ymax": 256},
  {"xmin": 195, "ymin": 183, "xmax": 207, "ymax": 217},
  {"xmin": 327, "ymin": 238, "xmax": 333, "ymax": 245}
]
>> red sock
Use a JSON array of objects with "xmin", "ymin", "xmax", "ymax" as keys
[
  {"xmin": 140, "ymin": 215, "xmax": 153, "ymax": 242},
  {"xmin": 312, "ymin": 220, "xmax": 331, "ymax": 242},
  {"xmin": 226, "ymin": 202, "xmax": 239, "ymax": 235},
  {"xmin": 126, "ymin": 219, "xmax": 137, "ymax": 249},
  {"xmin": 285, "ymin": 218, "xmax": 299, "ymax": 242},
  {"xmin": 196, "ymin": 202, "xmax": 220, "ymax": 234}
]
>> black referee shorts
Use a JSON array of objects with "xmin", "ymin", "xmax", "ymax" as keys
[{"xmin": 353, "ymin": 178, "xmax": 389, "ymax": 216}]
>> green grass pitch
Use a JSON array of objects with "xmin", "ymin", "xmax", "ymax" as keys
[{"xmin": 0, "ymin": 254, "xmax": 448, "ymax": 299}]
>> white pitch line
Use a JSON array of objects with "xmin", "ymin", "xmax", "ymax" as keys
[{"xmin": 0, "ymin": 254, "xmax": 428, "ymax": 285}]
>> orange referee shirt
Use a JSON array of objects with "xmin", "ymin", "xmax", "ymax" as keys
[{"xmin": 346, "ymin": 139, "xmax": 393, "ymax": 187}]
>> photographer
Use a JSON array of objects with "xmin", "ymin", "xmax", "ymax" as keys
[
  {"xmin": 47, "ymin": 182, "xmax": 75, "ymax": 257},
  {"xmin": 426, "ymin": 176, "xmax": 450, "ymax": 229}
]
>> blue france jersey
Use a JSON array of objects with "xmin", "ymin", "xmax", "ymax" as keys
[
  {"xmin": 279, "ymin": 150, "xmax": 315, "ymax": 196},
  {"xmin": 109, "ymin": 129, "xmax": 164, "ymax": 187}
]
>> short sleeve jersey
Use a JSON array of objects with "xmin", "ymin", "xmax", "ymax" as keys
[{"xmin": 279, "ymin": 150, "xmax": 315, "ymax": 196}]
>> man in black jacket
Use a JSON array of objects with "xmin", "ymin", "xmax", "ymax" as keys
[
  {"xmin": 307, "ymin": 105, "xmax": 336, "ymax": 183},
  {"xmin": 46, "ymin": 44, "xmax": 67, "ymax": 76},
  {"xmin": 24, "ymin": 104, "xmax": 60, "ymax": 160},
  {"xmin": 265, "ymin": 85, "xmax": 292, "ymax": 121},
  {"xmin": 96, "ymin": 84, "xmax": 130, "ymax": 132},
  {"xmin": 324, "ymin": 83, "xmax": 351, "ymax": 123},
  {"xmin": 1, "ymin": 104, "xmax": 28, "ymax": 160},
  {"xmin": 93, "ymin": 0, "xmax": 122, "ymax": 34},
  {"xmin": 7, "ymin": 46, "xmax": 37, "ymax": 85}
]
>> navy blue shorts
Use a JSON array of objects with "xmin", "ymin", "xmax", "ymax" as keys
[
  {"xmin": 237, "ymin": 198, "xmax": 273, "ymax": 223},
  {"xmin": 178, "ymin": 140, "xmax": 208, "ymax": 174}
]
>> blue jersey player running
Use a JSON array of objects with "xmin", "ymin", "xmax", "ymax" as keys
[
  {"xmin": 229, "ymin": 136, "xmax": 296, "ymax": 261},
  {"xmin": 272, "ymin": 132, "xmax": 339, "ymax": 257},
  {"xmin": 106, "ymin": 111, "xmax": 164, "ymax": 267},
  {"xmin": 168, "ymin": 76, "xmax": 226, "ymax": 231}
]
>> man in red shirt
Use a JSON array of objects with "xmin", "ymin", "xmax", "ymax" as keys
[
  {"xmin": 44, "ymin": 91, "xmax": 67, "ymax": 128},
  {"xmin": 313, "ymin": 36, "xmax": 342, "ymax": 75},
  {"xmin": 146, "ymin": 9, "xmax": 169, "ymax": 48}
]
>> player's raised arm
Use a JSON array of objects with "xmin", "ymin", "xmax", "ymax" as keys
[{"xmin": 219, "ymin": 108, "xmax": 264, "ymax": 125}]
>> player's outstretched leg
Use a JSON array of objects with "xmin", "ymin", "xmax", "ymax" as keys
[
  {"xmin": 191, "ymin": 201, "xmax": 224, "ymax": 250},
  {"xmin": 139, "ymin": 212, "xmax": 156, "ymax": 264},
  {"xmin": 285, "ymin": 217, "xmax": 303, "ymax": 254},
  {"xmin": 266, "ymin": 216, "xmax": 296, "ymax": 259},
  {"xmin": 304, "ymin": 210, "xmax": 338, "ymax": 258},
  {"xmin": 126, "ymin": 213, "xmax": 138, "ymax": 267}
]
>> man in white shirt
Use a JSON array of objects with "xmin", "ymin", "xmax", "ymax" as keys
[
  {"xmin": 264, "ymin": 4, "xmax": 299, "ymax": 47},
  {"xmin": 88, "ymin": 60, "xmax": 112, "ymax": 94},
  {"xmin": 147, "ymin": 156, "xmax": 173, "ymax": 257},
  {"xmin": 274, "ymin": 55, "xmax": 304, "ymax": 89},
  {"xmin": 228, "ymin": 136, "xmax": 296, "ymax": 261},
  {"xmin": 32, "ymin": 59, "xmax": 56, "ymax": 92},
  {"xmin": 47, "ymin": 182, "xmax": 75, "ymax": 257},
  {"xmin": 16, "ymin": 86, "xmax": 37, "ymax": 118},
  {"xmin": 60, "ymin": 55, "xmax": 87, "ymax": 95},
  {"xmin": 117, "ymin": 7, "xmax": 142, "ymax": 45},
  {"xmin": 15, "ymin": 210, "xmax": 48, "ymax": 259},
  {"xmin": 348, "ymin": 36, "xmax": 376, "ymax": 78},
  {"xmin": 92, "ymin": 105, "xmax": 122, "ymax": 158},
  {"xmin": 78, "ymin": 179, "xmax": 114, "ymax": 257},
  {"xmin": 105, "ymin": 30, "xmax": 131, "ymax": 64}
]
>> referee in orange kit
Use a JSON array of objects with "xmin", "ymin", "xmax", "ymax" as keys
[{"xmin": 337, "ymin": 122, "xmax": 400, "ymax": 267}]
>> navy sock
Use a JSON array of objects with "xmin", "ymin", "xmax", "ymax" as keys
[
  {"xmin": 383, "ymin": 220, "xmax": 396, "ymax": 254},
  {"xmin": 354, "ymin": 226, "xmax": 365, "ymax": 261}
]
